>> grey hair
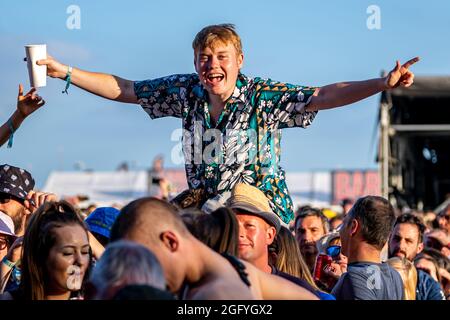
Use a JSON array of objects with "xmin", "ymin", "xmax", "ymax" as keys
[{"xmin": 89, "ymin": 240, "xmax": 166, "ymax": 298}]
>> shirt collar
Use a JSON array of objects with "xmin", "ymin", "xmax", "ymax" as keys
[{"xmin": 228, "ymin": 73, "xmax": 249, "ymax": 104}]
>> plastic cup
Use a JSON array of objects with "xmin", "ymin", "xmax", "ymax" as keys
[{"xmin": 25, "ymin": 44, "xmax": 47, "ymax": 87}]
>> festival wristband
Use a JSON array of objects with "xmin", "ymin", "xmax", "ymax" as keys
[
  {"xmin": 7, "ymin": 118, "xmax": 15, "ymax": 148},
  {"xmin": 62, "ymin": 66, "xmax": 73, "ymax": 94},
  {"xmin": 1, "ymin": 256, "xmax": 16, "ymax": 268}
]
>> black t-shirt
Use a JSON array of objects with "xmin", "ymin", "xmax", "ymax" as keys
[{"xmin": 271, "ymin": 267, "xmax": 321, "ymax": 299}]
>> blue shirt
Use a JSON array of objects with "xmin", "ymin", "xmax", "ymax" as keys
[
  {"xmin": 416, "ymin": 269, "xmax": 445, "ymax": 300},
  {"xmin": 332, "ymin": 262, "xmax": 404, "ymax": 300}
]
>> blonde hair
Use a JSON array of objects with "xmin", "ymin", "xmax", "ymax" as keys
[
  {"xmin": 192, "ymin": 24, "xmax": 243, "ymax": 55},
  {"xmin": 272, "ymin": 226, "xmax": 319, "ymax": 290},
  {"xmin": 387, "ymin": 257, "xmax": 417, "ymax": 300}
]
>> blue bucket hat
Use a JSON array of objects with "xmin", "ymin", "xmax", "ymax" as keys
[{"xmin": 85, "ymin": 207, "xmax": 120, "ymax": 239}]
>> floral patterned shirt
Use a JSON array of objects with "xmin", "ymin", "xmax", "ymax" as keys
[{"xmin": 134, "ymin": 73, "xmax": 318, "ymax": 223}]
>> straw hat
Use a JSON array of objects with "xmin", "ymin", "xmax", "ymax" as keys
[{"xmin": 227, "ymin": 183, "xmax": 281, "ymax": 233}]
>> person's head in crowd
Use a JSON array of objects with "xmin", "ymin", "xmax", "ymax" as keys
[
  {"xmin": 422, "ymin": 210, "xmax": 437, "ymax": 232},
  {"xmin": 193, "ymin": 24, "xmax": 244, "ymax": 101},
  {"xmin": 0, "ymin": 164, "xmax": 35, "ymax": 235},
  {"xmin": 340, "ymin": 198, "xmax": 354, "ymax": 216},
  {"xmin": 0, "ymin": 211, "xmax": 16, "ymax": 261},
  {"xmin": 294, "ymin": 207, "xmax": 329, "ymax": 273},
  {"xmin": 329, "ymin": 215, "xmax": 344, "ymax": 231},
  {"xmin": 19, "ymin": 201, "xmax": 92, "ymax": 300},
  {"xmin": 110, "ymin": 197, "xmax": 255, "ymax": 299},
  {"xmin": 110, "ymin": 198, "xmax": 189, "ymax": 295},
  {"xmin": 182, "ymin": 207, "xmax": 239, "ymax": 256},
  {"xmin": 420, "ymin": 247, "xmax": 450, "ymax": 292},
  {"xmin": 415, "ymin": 253, "xmax": 441, "ymax": 284},
  {"xmin": 269, "ymin": 226, "xmax": 318, "ymax": 290},
  {"xmin": 339, "ymin": 196, "xmax": 396, "ymax": 263},
  {"xmin": 437, "ymin": 204, "xmax": 450, "ymax": 234},
  {"xmin": 388, "ymin": 213, "xmax": 425, "ymax": 261},
  {"xmin": 87, "ymin": 240, "xmax": 170, "ymax": 300},
  {"xmin": 425, "ymin": 229, "xmax": 450, "ymax": 258},
  {"xmin": 85, "ymin": 207, "xmax": 120, "ymax": 247},
  {"xmin": 316, "ymin": 232, "xmax": 345, "ymax": 261},
  {"xmin": 227, "ymin": 183, "xmax": 281, "ymax": 273},
  {"xmin": 387, "ymin": 257, "xmax": 417, "ymax": 300}
]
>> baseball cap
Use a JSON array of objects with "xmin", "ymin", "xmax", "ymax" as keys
[
  {"xmin": 227, "ymin": 183, "xmax": 281, "ymax": 233},
  {"xmin": 85, "ymin": 207, "xmax": 120, "ymax": 239},
  {"xmin": 0, "ymin": 164, "xmax": 35, "ymax": 201}
]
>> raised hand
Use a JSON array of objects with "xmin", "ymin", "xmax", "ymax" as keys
[
  {"xmin": 16, "ymin": 84, "xmax": 45, "ymax": 119},
  {"xmin": 24, "ymin": 191, "xmax": 58, "ymax": 214},
  {"xmin": 385, "ymin": 57, "xmax": 420, "ymax": 89}
]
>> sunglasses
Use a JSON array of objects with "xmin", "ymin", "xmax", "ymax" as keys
[
  {"xmin": 0, "ymin": 236, "xmax": 11, "ymax": 251},
  {"xmin": 326, "ymin": 245, "xmax": 341, "ymax": 258},
  {"xmin": 0, "ymin": 193, "xmax": 23, "ymax": 205}
]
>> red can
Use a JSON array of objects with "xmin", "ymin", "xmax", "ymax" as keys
[{"xmin": 313, "ymin": 253, "xmax": 333, "ymax": 283}]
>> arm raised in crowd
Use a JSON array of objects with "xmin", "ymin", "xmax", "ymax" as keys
[
  {"xmin": 0, "ymin": 85, "xmax": 45, "ymax": 147},
  {"xmin": 36, "ymin": 55, "xmax": 137, "ymax": 104},
  {"xmin": 307, "ymin": 57, "xmax": 419, "ymax": 111}
]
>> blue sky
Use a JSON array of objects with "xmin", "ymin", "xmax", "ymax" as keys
[{"xmin": 1, "ymin": 0, "xmax": 449, "ymax": 188}]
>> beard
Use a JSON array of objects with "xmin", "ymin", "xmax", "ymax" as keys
[
  {"xmin": 4, "ymin": 207, "xmax": 26, "ymax": 235},
  {"xmin": 300, "ymin": 241, "xmax": 318, "ymax": 256},
  {"xmin": 389, "ymin": 247, "xmax": 414, "ymax": 261}
]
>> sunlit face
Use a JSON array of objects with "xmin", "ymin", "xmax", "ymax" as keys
[
  {"xmin": 194, "ymin": 41, "xmax": 243, "ymax": 103},
  {"xmin": 45, "ymin": 225, "xmax": 90, "ymax": 295},
  {"xmin": 389, "ymin": 223, "xmax": 422, "ymax": 261},
  {"xmin": 236, "ymin": 213, "xmax": 274, "ymax": 264},
  {"xmin": 295, "ymin": 216, "xmax": 325, "ymax": 255}
]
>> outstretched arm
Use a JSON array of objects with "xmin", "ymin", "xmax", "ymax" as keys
[
  {"xmin": 36, "ymin": 55, "xmax": 137, "ymax": 103},
  {"xmin": 0, "ymin": 84, "xmax": 45, "ymax": 147},
  {"xmin": 307, "ymin": 57, "xmax": 419, "ymax": 111}
]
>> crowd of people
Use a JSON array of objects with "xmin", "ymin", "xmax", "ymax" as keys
[
  {"xmin": 1, "ymin": 24, "xmax": 441, "ymax": 301},
  {"xmin": 0, "ymin": 163, "xmax": 449, "ymax": 300}
]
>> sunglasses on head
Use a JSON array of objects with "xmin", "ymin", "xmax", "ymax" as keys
[{"xmin": 326, "ymin": 245, "xmax": 341, "ymax": 258}]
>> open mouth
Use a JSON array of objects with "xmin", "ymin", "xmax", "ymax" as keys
[{"xmin": 206, "ymin": 73, "xmax": 224, "ymax": 84}]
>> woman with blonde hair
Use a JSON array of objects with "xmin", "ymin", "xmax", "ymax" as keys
[{"xmin": 387, "ymin": 257, "xmax": 417, "ymax": 300}]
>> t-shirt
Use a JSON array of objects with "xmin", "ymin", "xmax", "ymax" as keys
[
  {"xmin": 416, "ymin": 269, "xmax": 445, "ymax": 300},
  {"xmin": 331, "ymin": 261, "xmax": 404, "ymax": 300}
]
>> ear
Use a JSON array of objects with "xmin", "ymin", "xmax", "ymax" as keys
[
  {"xmin": 237, "ymin": 53, "xmax": 244, "ymax": 69},
  {"xmin": 160, "ymin": 231, "xmax": 179, "ymax": 252},
  {"xmin": 350, "ymin": 219, "xmax": 359, "ymax": 237},
  {"xmin": 194, "ymin": 56, "xmax": 199, "ymax": 73},
  {"xmin": 266, "ymin": 226, "xmax": 276, "ymax": 245},
  {"xmin": 417, "ymin": 242, "xmax": 424, "ymax": 255}
]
